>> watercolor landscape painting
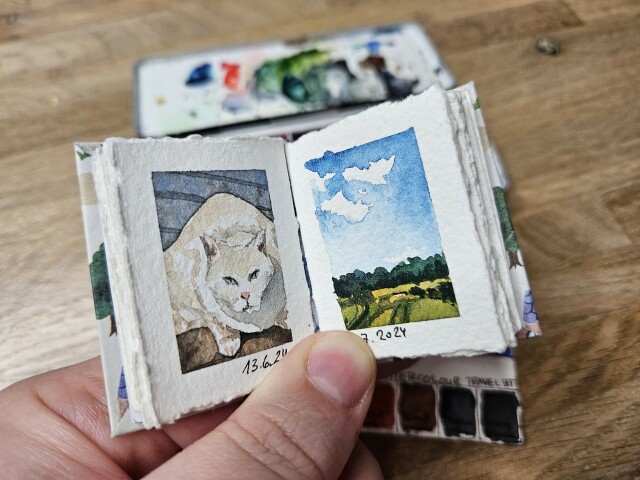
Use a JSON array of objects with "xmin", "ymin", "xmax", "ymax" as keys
[{"xmin": 304, "ymin": 128, "xmax": 460, "ymax": 330}]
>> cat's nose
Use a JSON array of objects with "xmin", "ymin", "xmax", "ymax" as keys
[{"xmin": 240, "ymin": 291, "xmax": 250, "ymax": 300}]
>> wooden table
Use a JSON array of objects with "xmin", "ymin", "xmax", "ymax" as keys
[{"xmin": 1, "ymin": 1, "xmax": 638, "ymax": 478}]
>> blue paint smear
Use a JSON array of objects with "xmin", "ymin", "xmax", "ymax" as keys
[
  {"xmin": 117, "ymin": 368, "xmax": 127, "ymax": 400},
  {"xmin": 304, "ymin": 128, "xmax": 445, "ymax": 277},
  {"xmin": 365, "ymin": 40, "xmax": 381, "ymax": 54},
  {"xmin": 374, "ymin": 25, "xmax": 402, "ymax": 35},
  {"xmin": 186, "ymin": 63, "xmax": 214, "ymax": 87}
]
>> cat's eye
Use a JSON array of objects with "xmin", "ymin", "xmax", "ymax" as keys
[
  {"xmin": 223, "ymin": 276, "xmax": 238, "ymax": 286},
  {"xmin": 248, "ymin": 269, "xmax": 260, "ymax": 281}
]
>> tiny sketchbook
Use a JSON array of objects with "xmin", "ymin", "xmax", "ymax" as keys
[{"xmin": 76, "ymin": 82, "xmax": 539, "ymax": 434}]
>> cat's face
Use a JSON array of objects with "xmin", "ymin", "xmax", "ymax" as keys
[{"xmin": 201, "ymin": 232, "xmax": 274, "ymax": 313}]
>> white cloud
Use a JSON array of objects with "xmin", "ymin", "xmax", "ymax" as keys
[
  {"xmin": 343, "ymin": 155, "xmax": 395, "ymax": 185},
  {"xmin": 320, "ymin": 191, "xmax": 372, "ymax": 222},
  {"xmin": 383, "ymin": 246, "xmax": 423, "ymax": 264},
  {"xmin": 310, "ymin": 171, "xmax": 335, "ymax": 192}
]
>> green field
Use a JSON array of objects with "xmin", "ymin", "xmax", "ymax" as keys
[{"xmin": 339, "ymin": 280, "xmax": 460, "ymax": 330}]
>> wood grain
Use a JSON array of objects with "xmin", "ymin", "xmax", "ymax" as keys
[{"xmin": 0, "ymin": 1, "xmax": 638, "ymax": 478}]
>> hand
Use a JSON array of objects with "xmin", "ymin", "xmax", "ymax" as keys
[{"xmin": 0, "ymin": 331, "xmax": 382, "ymax": 479}]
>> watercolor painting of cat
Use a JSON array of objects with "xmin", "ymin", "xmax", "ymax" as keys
[{"xmin": 162, "ymin": 191, "xmax": 289, "ymax": 364}]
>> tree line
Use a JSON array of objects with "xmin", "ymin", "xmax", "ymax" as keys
[{"xmin": 333, "ymin": 253, "xmax": 451, "ymax": 299}]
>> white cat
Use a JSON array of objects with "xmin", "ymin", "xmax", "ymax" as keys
[{"xmin": 164, "ymin": 193, "xmax": 288, "ymax": 357}]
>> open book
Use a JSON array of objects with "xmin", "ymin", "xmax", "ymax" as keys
[{"xmin": 77, "ymin": 83, "xmax": 537, "ymax": 431}]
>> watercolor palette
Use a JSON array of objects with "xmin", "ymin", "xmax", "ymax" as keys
[
  {"xmin": 364, "ymin": 355, "xmax": 523, "ymax": 444},
  {"xmin": 135, "ymin": 23, "xmax": 454, "ymax": 137}
]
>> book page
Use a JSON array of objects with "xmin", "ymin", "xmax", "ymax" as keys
[
  {"xmin": 94, "ymin": 136, "xmax": 314, "ymax": 427},
  {"xmin": 452, "ymin": 83, "xmax": 541, "ymax": 339},
  {"xmin": 446, "ymin": 89, "xmax": 519, "ymax": 341},
  {"xmin": 286, "ymin": 85, "xmax": 514, "ymax": 360}
]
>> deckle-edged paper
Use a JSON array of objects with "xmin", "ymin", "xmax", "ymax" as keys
[
  {"xmin": 286, "ymin": 84, "xmax": 518, "ymax": 359},
  {"xmin": 92, "ymin": 137, "xmax": 314, "ymax": 427}
]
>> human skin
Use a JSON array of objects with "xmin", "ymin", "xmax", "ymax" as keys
[{"xmin": 0, "ymin": 331, "xmax": 383, "ymax": 480}]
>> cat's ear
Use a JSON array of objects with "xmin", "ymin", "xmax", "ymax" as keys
[
  {"xmin": 200, "ymin": 235, "xmax": 219, "ymax": 258},
  {"xmin": 251, "ymin": 230, "xmax": 267, "ymax": 255}
]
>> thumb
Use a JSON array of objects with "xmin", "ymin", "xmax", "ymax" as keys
[{"xmin": 147, "ymin": 331, "xmax": 377, "ymax": 480}]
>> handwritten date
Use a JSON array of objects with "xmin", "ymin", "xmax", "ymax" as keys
[
  {"xmin": 360, "ymin": 326, "xmax": 407, "ymax": 344},
  {"xmin": 242, "ymin": 348, "xmax": 288, "ymax": 375}
]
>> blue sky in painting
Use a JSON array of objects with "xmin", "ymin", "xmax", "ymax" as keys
[{"xmin": 304, "ymin": 128, "xmax": 444, "ymax": 277}]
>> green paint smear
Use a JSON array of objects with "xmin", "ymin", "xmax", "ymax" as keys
[
  {"xmin": 255, "ymin": 49, "xmax": 331, "ymax": 103},
  {"xmin": 493, "ymin": 186, "xmax": 522, "ymax": 268},
  {"xmin": 89, "ymin": 243, "xmax": 114, "ymax": 320},
  {"xmin": 76, "ymin": 150, "xmax": 91, "ymax": 161}
]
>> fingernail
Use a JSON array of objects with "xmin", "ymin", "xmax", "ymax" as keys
[{"xmin": 307, "ymin": 333, "xmax": 375, "ymax": 408}]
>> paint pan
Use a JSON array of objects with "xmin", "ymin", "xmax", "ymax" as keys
[
  {"xmin": 481, "ymin": 390, "xmax": 521, "ymax": 443},
  {"xmin": 364, "ymin": 382, "xmax": 396, "ymax": 430},
  {"xmin": 398, "ymin": 383, "xmax": 437, "ymax": 432},
  {"xmin": 439, "ymin": 386, "xmax": 477, "ymax": 438}
]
